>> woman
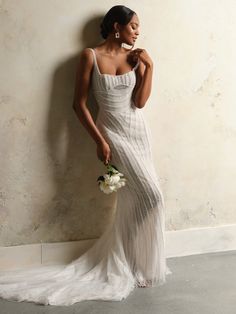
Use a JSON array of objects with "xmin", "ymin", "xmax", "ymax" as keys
[{"xmin": 0, "ymin": 5, "xmax": 171, "ymax": 306}]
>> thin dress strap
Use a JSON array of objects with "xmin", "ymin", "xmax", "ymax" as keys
[
  {"xmin": 133, "ymin": 60, "xmax": 140, "ymax": 71},
  {"xmin": 88, "ymin": 48, "xmax": 99, "ymax": 73}
]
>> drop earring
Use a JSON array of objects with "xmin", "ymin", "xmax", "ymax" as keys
[{"xmin": 115, "ymin": 32, "xmax": 120, "ymax": 38}]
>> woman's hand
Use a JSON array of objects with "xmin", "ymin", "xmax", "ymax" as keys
[
  {"xmin": 129, "ymin": 48, "xmax": 153, "ymax": 68},
  {"xmin": 96, "ymin": 141, "xmax": 112, "ymax": 165}
]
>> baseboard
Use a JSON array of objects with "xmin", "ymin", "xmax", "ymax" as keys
[
  {"xmin": 165, "ymin": 224, "xmax": 236, "ymax": 258},
  {"xmin": 1, "ymin": 224, "xmax": 236, "ymax": 270}
]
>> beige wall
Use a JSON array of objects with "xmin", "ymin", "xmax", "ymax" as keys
[{"xmin": 0, "ymin": 1, "xmax": 235, "ymax": 246}]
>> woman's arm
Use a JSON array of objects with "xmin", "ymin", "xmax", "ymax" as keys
[
  {"xmin": 72, "ymin": 48, "xmax": 106, "ymax": 146},
  {"xmin": 131, "ymin": 49, "xmax": 154, "ymax": 109},
  {"xmin": 72, "ymin": 48, "xmax": 112, "ymax": 164}
]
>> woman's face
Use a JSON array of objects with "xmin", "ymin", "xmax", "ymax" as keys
[{"xmin": 116, "ymin": 13, "xmax": 140, "ymax": 46}]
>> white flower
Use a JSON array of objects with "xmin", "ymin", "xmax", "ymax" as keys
[
  {"xmin": 104, "ymin": 173, "xmax": 121, "ymax": 185},
  {"xmin": 99, "ymin": 180, "xmax": 117, "ymax": 194},
  {"xmin": 97, "ymin": 164, "xmax": 127, "ymax": 194}
]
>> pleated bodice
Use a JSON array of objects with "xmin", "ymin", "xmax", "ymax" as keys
[{"xmin": 89, "ymin": 48, "xmax": 140, "ymax": 114}]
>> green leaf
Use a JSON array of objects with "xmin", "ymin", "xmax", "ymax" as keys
[{"xmin": 97, "ymin": 176, "xmax": 105, "ymax": 182}]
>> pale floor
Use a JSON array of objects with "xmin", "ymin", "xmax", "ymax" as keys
[{"xmin": 0, "ymin": 250, "xmax": 235, "ymax": 314}]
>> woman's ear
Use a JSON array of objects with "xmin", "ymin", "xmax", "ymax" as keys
[{"xmin": 113, "ymin": 22, "xmax": 119, "ymax": 32}]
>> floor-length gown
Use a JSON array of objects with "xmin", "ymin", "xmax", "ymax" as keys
[{"xmin": 0, "ymin": 48, "xmax": 172, "ymax": 306}]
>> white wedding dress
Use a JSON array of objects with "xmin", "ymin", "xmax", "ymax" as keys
[{"xmin": 0, "ymin": 48, "xmax": 172, "ymax": 306}]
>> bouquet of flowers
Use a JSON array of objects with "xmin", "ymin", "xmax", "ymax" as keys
[{"xmin": 97, "ymin": 163, "xmax": 127, "ymax": 194}]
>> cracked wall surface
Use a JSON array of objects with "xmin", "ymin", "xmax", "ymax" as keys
[{"xmin": 0, "ymin": 1, "xmax": 236, "ymax": 246}]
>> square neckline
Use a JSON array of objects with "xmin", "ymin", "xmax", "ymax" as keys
[{"xmin": 91, "ymin": 48, "xmax": 139, "ymax": 77}]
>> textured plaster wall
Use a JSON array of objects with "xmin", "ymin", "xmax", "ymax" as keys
[{"xmin": 0, "ymin": 1, "xmax": 235, "ymax": 246}]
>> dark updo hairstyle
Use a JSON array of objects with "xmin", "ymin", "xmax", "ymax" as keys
[{"xmin": 100, "ymin": 5, "xmax": 136, "ymax": 39}]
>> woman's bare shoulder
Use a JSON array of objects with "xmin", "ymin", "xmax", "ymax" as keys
[
  {"xmin": 81, "ymin": 47, "xmax": 94, "ymax": 56},
  {"xmin": 124, "ymin": 47, "xmax": 136, "ymax": 66},
  {"xmin": 79, "ymin": 48, "xmax": 94, "ymax": 64},
  {"xmin": 76, "ymin": 48, "xmax": 95, "ymax": 75}
]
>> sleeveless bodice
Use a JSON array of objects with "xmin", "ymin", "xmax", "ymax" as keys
[{"xmin": 89, "ymin": 48, "xmax": 140, "ymax": 114}]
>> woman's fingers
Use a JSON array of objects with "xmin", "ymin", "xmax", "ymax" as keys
[
  {"xmin": 104, "ymin": 158, "xmax": 109, "ymax": 165},
  {"xmin": 104, "ymin": 153, "xmax": 111, "ymax": 165},
  {"xmin": 97, "ymin": 141, "xmax": 112, "ymax": 165}
]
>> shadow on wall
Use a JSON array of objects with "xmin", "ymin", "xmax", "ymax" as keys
[{"xmin": 43, "ymin": 15, "xmax": 116, "ymax": 243}]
